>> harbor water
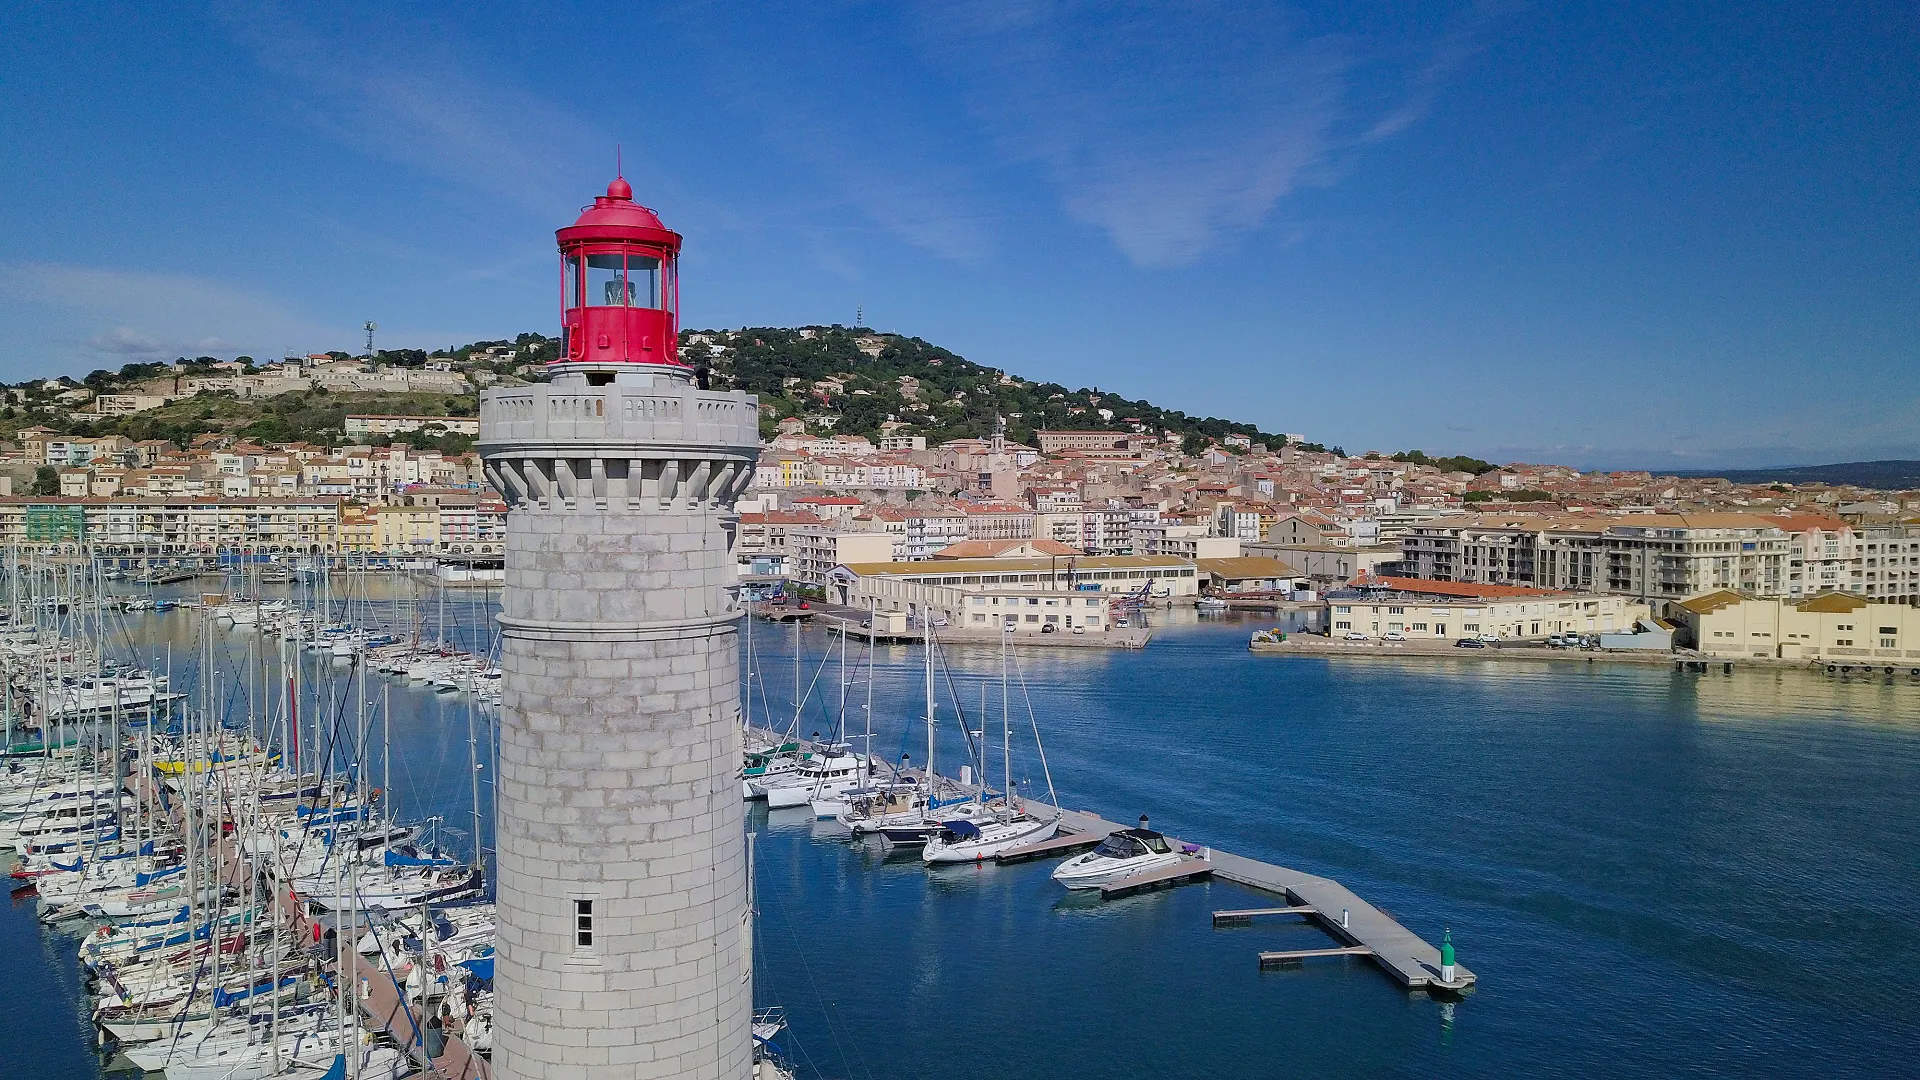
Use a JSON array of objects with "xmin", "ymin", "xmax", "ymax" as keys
[{"xmin": 6, "ymin": 592, "xmax": 1918, "ymax": 1078}]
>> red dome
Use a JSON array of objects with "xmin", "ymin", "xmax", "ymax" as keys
[{"xmin": 557, "ymin": 177, "xmax": 680, "ymax": 249}]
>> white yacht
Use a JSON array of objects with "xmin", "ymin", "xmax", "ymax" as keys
[
  {"xmin": 1050, "ymin": 822, "xmax": 1190, "ymax": 889},
  {"xmin": 759, "ymin": 749, "xmax": 868, "ymax": 809}
]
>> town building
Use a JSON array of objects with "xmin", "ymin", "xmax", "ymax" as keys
[
  {"xmin": 1672, "ymin": 591, "xmax": 1920, "ymax": 661},
  {"xmin": 344, "ymin": 414, "xmax": 482, "ymax": 437},
  {"xmin": 1326, "ymin": 576, "xmax": 1650, "ymax": 641},
  {"xmin": 1034, "ymin": 430, "xmax": 1150, "ymax": 457},
  {"xmin": 825, "ymin": 553, "xmax": 1201, "ymax": 630},
  {"xmin": 1399, "ymin": 513, "xmax": 1794, "ymax": 600}
]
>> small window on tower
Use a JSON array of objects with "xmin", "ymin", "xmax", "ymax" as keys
[{"xmin": 575, "ymin": 899, "xmax": 594, "ymax": 949}]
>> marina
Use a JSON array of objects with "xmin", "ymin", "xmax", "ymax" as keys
[{"xmin": 2, "ymin": 593, "xmax": 1916, "ymax": 1078}]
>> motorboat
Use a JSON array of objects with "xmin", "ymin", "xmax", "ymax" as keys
[
  {"xmin": 1050, "ymin": 824, "xmax": 1189, "ymax": 889},
  {"xmin": 1194, "ymin": 596, "xmax": 1229, "ymax": 612}
]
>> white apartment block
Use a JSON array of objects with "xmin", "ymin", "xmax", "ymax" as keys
[
  {"xmin": 1400, "ymin": 513, "xmax": 1795, "ymax": 600},
  {"xmin": 345, "ymin": 414, "xmax": 482, "ymax": 436}
]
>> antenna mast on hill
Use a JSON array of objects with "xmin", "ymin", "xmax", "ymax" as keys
[
  {"xmin": 364, "ymin": 321, "xmax": 378, "ymax": 358},
  {"xmin": 856, "ymin": 305, "xmax": 863, "ymax": 328}
]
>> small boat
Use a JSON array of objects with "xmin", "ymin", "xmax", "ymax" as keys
[
  {"xmin": 1050, "ymin": 821, "xmax": 1188, "ymax": 889},
  {"xmin": 1194, "ymin": 596, "xmax": 1229, "ymax": 612}
]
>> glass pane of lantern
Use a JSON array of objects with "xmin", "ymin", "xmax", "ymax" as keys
[
  {"xmin": 627, "ymin": 254, "xmax": 661, "ymax": 309},
  {"xmin": 565, "ymin": 256, "xmax": 582, "ymax": 309},
  {"xmin": 586, "ymin": 253, "xmax": 629, "ymax": 307}
]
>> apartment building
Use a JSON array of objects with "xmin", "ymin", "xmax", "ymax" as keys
[
  {"xmin": 734, "ymin": 510, "xmax": 823, "ymax": 575},
  {"xmin": 1854, "ymin": 525, "xmax": 1920, "ymax": 603},
  {"xmin": 787, "ymin": 523, "xmax": 894, "ymax": 586},
  {"xmin": 1673, "ymin": 591, "xmax": 1920, "ymax": 661},
  {"xmin": 92, "ymin": 394, "xmax": 170, "ymax": 416},
  {"xmin": 1400, "ymin": 513, "xmax": 1793, "ymax": 600},
  {"xmin": 0, "ymin": 497, "xmax": 342, "ymax": 555},
  {"xmin": 1326, "ymin": 577, "xmax": 1649, "ymax": 641},
  {"xmin": 824, "ymin": 553, "xmax": 1201, "ymax": 628},
  {"xmin": 345, "ymin": 415, "xmax": 482, "ymax": 437},
  {"xmin": 375, "ymin": 505, "xmax": 441, "ymax": 554},
  {"xmin": 1033, "ymin": 430, "xmax": 1148, "ymax": 457},
  {"xmin": 963, "ymin": 503, "xmax": 1036, "ymax": 541},
  {"xmin": 902, "ymin": 507, "xmax": 969, "ymax": 560}
]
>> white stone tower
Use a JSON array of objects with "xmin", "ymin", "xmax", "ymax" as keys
[{"xmin": 478, "ymin": 176, "xmax": 759, "ymax": 1080}]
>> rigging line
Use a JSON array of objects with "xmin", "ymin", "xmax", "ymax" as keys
[
  {"xmin": 823, "ymin": 999, "xmax": 881, "ymax": 1080},
  {"xmin": 929, "ymin": 630, "xmax": 983, "ymax": 770},
  {"xmin": 1010, "ymin": 649, "xmax": 1059, "ymax": 807},
  {"xmin": 763, "ymin": 849, "xmax": 855, "ymax": 1080}
]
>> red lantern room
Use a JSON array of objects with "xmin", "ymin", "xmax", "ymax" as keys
[{"xmin": 555, "ymin": 176, "xmax": 682, "ymax": 366}]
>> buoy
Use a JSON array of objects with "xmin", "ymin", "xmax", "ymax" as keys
[{"xmin": 1440, "ymin": 927, "xmax": 1456, "ymax": 984}]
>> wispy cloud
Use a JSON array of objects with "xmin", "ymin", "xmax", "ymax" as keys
[
  {"xmin": 659, "ymin": 2, "xmax": 1001, "ymax": 262},
  {"xmin": 920, "ymin": 1, "xmax": 1491, "ymax": 267},
  {"xmin": 215, "ymin": 2, "xmax": 613, "ymax": 217},
  {"xmin": 921, "ymin": 1, "xmax": 1345, "ymax": 266},
  {"xmin": 0, "ymin": 262, "xmax": 335, "ymax": 364}
]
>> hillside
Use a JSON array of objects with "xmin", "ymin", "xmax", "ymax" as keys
[
  {"xmin": 681, "ymin": 325, "xmax": 1305, "ymax": 451},
  {"xmin": 1672, "ymin": 460, "xmax": 1920, "ymax": 490}
]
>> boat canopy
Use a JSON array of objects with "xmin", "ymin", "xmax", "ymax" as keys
[
  {"xmin": 940, "ymin": 820, "xmax": 982, "ymax": 840},
  {"xmin": 384, "ymin": 849, "xmax": 457, "ymax": 868},
  {"xmin": 134, "ymin": 865, "xmax": 184, "ymax": 887}
]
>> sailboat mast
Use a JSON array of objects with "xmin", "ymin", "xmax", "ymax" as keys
[
  {"xmin": 863, "ymin": 598, "xmax": 874, "ymax": 766},
  {"xmin": 923, "ymin": 617, "xmax": 934, "ymax": 794},
  {"xmin": 1002, "ymin": 633, "xmax": 1012, "ymax": 808}
]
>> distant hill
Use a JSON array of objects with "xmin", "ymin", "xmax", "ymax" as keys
[
  {"xmin": 684, "ymin": 326, "xmax": 1309, "ymax": 451},
  {"xmin": 1674, "ymin": 460, "xmax": 1920, "ymax": 490}
]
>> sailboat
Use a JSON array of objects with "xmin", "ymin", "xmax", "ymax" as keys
[{"xmin": 921, "ymin": 628, "xmax": 1060, "ymax": 864}]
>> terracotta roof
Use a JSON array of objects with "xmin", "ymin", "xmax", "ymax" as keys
[
  {"xmin": 1761, "ymin": 513, "xmax": 1850, "ymax": 533},
  {"xmin": 1363, "ymin": 575, "xmax": 1566, "ymax": 599}
]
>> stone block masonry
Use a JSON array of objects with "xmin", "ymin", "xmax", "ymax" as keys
[{"xmin": 481, "ymin": 363, "xmax": 759, "ymax": 1080}]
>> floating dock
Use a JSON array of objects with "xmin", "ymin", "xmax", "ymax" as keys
[
  {"xmin": 994, "ymin": 830, "xmax": 1109, "ymax": 864},
  {"xmin": 1042, "ymin": 807, "xmax": 1475, "ymax": 991},
  {"xmin": 1100, "ymin": 855, "xmax": 1213, "ymax": 898}
]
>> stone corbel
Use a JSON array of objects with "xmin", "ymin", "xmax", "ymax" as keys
[{"xmin": 658, "ymin": 460, "xmax": 681, "ymax": 509}]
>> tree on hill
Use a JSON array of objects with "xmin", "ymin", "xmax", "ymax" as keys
[
  {"xmin": 30, "ymin": 466, "xmax": 59, "ymax": 496},
  {"xmin": 1392, "ymin": 449, "xmax": 1497, "ymax": 475}
]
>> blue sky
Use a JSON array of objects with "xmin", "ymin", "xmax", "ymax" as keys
[{"xmin": 2, "ymin": 2, "xmax": 1915, "ymax": 470}]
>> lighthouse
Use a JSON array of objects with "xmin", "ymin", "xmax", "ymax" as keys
[{"xmin": 478, "ymin": 177, "xmax": 759, "ymax": 1080}]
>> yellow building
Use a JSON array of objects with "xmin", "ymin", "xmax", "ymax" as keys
[
  {"xmin": 375, "ymin": 505, "xmax": 440, "ymax": 553},
  {"xmin": 1673, "ymin": 591, "xmax": 1920, "ymax": 662},
  {"xmin": 338, "ymin": 507, "xmax": 378, "ymax": 553}
]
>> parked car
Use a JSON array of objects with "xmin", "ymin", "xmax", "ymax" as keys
[
  {"xmin": 1071, "ymin": 625, "xmax": 1086, "ymax": 635},
  {"xmin": 1477, "ymin": 632, "xmax": 1500, "ymax": 643},
  {"xmin": 1041, "ymin": 623, "xmax": 1059, "ymax": 634},
  {"xmin": 1343, "ymin": 630, "xmax": 1371, "ymax": 641},
  {"xmin": 1381, "ymin": 631, "xmax": 1407, "ymax": 642},
  {"xmin": 1454, "ymin": 638, "xmax": 1488, "ymax": 649}
]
